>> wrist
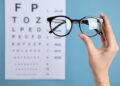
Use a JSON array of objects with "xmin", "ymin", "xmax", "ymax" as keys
[{"xmin": 92, "ymin": 70, "xmax": 110, "ymax": 86}]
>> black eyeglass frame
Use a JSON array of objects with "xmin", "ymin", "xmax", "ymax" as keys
[{"xmin": 47, "ymin": 15, "xmax": 103, "ymax": 37}]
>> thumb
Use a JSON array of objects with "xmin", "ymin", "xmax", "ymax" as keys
[{"xmin": 78, "ymin": 34, "xmax": 95, "ymax": 51}]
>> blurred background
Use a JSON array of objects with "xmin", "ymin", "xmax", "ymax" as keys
[{"xmin": 0, "ymin": 0, "xmax": 120, "ymax": 86}]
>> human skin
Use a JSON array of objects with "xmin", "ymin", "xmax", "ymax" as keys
[{"xmin": 78, "ymin": 13, "xmax": 119, "ymax": 86}]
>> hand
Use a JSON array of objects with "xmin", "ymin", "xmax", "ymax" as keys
[{"xmin": 78, "ymin": 13, "xmax": 119, "ymax": 86}]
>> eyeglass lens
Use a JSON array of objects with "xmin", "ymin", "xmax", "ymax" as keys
[{"xmin": 51, "ymin": 17, "xmax": 72, "ymax": 36}]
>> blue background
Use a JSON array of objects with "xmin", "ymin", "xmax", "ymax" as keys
[{"xmin": 0, "ymin": 0, "xmax": 120, "ymax": 86}]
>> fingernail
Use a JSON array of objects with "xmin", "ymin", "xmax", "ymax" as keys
[{"xmin": 79, "ymin": 34, "xmax": 84, "ymax": 39}]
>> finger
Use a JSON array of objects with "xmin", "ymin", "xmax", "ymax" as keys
[
  {"xmin": 100, "ymin": 26, "xmax": 108, "ymax": 47},
  {"xmin": 100, "ymin": 34, "xmax": 108, "ymax": 48},
  {"xmin": 99, "ymin": 15, "xmax": 106, "ymax": 41},
  {"xmin": 99, "ymin": 26, "xmax": 105, "ymax": 42},
  {"xmin": 100, "ymin": 30, "xmax": 105, "ymax": 43},
  {"xmin": 100, "ymin": 13, "xmax": 106, "ymax": 39},
  {"xmin": 101, "ymin": 15, "xmax": 116, "ymax": 45},
  {"xmin": 100, "ymin": 14, "xmax": 107, "ymax": 47},
  {"xmin": 78, "ymin": 34, "xmax": 96, "ymax": 52},
  {"xmin": 101, "ymin": 24, "xmax": 108, "ymax": 42}
]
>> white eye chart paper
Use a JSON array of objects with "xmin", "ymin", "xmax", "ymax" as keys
[{"xmin": 5, "ymin": 0, "xmax": 66, "ymax": 80}]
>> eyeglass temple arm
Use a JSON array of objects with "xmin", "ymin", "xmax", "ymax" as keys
[
  {"xmin": 52, "ymin": 19, "xmax": 66, "ymax": 23},
  {"xmin": 81, "ymin": 20, "xmax": 103, "ymax": 35},
  {"xmin": 49, "ymin": 20, "xmax": 66, "ymax": 33}
]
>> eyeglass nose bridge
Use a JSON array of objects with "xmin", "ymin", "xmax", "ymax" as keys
[{"xmin": 72, "ymin": 19, "xmax": 80, "ymax": 24}]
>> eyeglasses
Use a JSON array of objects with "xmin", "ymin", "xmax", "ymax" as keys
[{"xmin": 47, "ymin": 15, "xmax": 103, "ymax": 37}]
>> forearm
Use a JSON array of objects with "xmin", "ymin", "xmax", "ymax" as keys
[{"xmin": 93, "ymin": 71, "xmax": 110, "ymax": 86}]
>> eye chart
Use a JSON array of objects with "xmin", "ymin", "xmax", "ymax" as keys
[{"xmin": 5, "ymin": 0, "xmax": 65, "ymax": 79}]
